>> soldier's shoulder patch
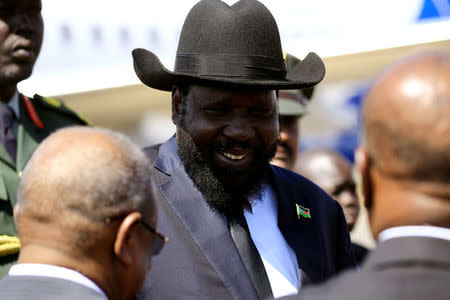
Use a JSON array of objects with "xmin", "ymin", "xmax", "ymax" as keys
[{"xmin": 32, "ymin": 94, "xmax": 90, "ymax": 125}]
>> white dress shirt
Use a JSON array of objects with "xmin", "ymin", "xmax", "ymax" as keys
[
  {"xmin": 9, "ymin": 263, "xmax": 107, "ymax": 299},
  {"xmin": 378, "ymin": 225, "xmax": 450, "ymax": 243},
  {"xmin": 245, "ymin": 183, "xmax": 300, "ymax": 298}
]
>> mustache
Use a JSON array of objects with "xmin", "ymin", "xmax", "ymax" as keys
[{"xmin": 212, "ymin": 139, "xmax": 258, "ymax": 153}]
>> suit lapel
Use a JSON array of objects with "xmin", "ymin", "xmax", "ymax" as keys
[
  {"xmin": 0, "ymin": 144, "xmax": 15, "ymax": 169},
  {"xmin": 156, "ymin": 138, "xmax": 258, "ymax": 300},
  {"xmin": 16, "ymin": 123, "xmax": 39, "ymax": 172},
  {"xmin": 271, "ymin": 167, "xmax": 327, "ymax": 283}
]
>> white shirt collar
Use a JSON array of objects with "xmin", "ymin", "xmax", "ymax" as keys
[
  {"xmin": 245, "ymin": 183, "xmax": 300, "ymax": 298},
  {"xmin": 7, "ymin": 90, "xmax": 20, "ymax": 119},
  {"xmin": 378, "ymin": 225, "xmax": 450, "ymax": 243},
  {"xmin": 8, "ymin": 263, "xmax": 108, "ymax": 299}
]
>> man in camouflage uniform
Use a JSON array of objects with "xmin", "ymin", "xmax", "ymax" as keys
[{"xmin": 0, "ymin": 0, "xmax": 87, "ymax": 277}]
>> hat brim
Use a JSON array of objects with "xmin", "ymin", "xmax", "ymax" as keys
[{"xmin": 132, "ymin": 48, "xmax": 325, "ymax": 91}]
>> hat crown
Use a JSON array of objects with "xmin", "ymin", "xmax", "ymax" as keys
[
  {"xmin": 131, "ymin": 0, "xmax": 325, "ymax": 91},
  {"xmin": 175, "ymin": 0, "xmax": 285, "ymax": 72}
]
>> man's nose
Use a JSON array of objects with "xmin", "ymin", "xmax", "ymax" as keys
[{"xmin": 222, "ymin": 118, "xmax": 256, "ymax": 143}]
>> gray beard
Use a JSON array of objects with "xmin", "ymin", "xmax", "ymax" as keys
[{"xmin": 176, "ymin": 126, "xmax": 271, "ymax": 216}]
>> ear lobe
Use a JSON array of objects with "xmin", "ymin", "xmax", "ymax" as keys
[
  {"xmin": 171, "ymin": 87, "xmax": 182, "ymax": 125},
  {"xmin": 13, "ymin": 204, "xmax": 20, "ymax": 225},
  {"xmin": 355, "ymin": 147, "xmax": 372, "ymax": 211},
  {"xmin": 113, "ymin": 212, "xmax": 142, "ymax": 265}
]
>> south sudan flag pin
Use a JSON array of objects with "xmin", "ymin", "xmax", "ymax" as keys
[{"xmin": 296, "ymin": 204, "xmax": 311, "ymax": 219}]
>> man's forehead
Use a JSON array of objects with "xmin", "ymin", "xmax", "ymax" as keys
[
  {"xmin": 188, "ymin": 84, "xmax": 276, "ymax": 98},
  {"xmin": 190, "ymin": 89, "xmax": 277, "ymax": 109},
  {"xmin": 0, "ymin": 0, "xmax": 41, "ymax": 8}
]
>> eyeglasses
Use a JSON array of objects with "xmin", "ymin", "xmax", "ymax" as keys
[
  {"xmin": 140, "ymin": 219, "xmax": 168, "ymax": 256},
  {"xmin": 105, "ymin": 214, "xmax": 168, "ymax": 256}
]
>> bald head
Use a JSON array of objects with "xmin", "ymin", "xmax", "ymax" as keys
[
  {"xmin": 296, "ymin": 149, "xmax": 359, "ymax": 230},
  {"xmin": 363, "ymin": 52, "xmax": 450, "ymax": 185},
  {"xmin": 17, "ymin": 126, "xmax": 155, "ymax": 250},
  {"xmin": 357, "ymin": 52, "xmax": 450, "ymax": 236}
]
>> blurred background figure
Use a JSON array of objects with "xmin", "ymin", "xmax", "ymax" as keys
[
  {"xmin": 295, "ymin": 149, "xmax": 368, "ymax": 264},
  {"xmin": 281, "ymin": 51, "xmax": 450, "ymax": 300},
  {"xmin": 0, "ymin": 0, "xmax": 87, "ymax": 276},
  {"xmin": 0, "ymin": 127, "xmax": 164, "ymax": 300},
  {"xmin": 271, "ymin": 53, "xmax": 314, "ymax": 170}
]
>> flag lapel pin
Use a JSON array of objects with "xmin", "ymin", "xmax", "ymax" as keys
[{"xmin": 296, "ymin": 204, "xmax": 311, "ymax": 219}]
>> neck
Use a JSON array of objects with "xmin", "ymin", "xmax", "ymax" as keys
[
  {"xmin": 369, "ymin": 172, "xmax": 450, "ymax": 238},
  {"xmin": 0, "ymin": 85, "xmax": 17, "ymax": 103},
  {"xmin": 19, "ymin": 244, "xmax": 119, "ymax": 300}
]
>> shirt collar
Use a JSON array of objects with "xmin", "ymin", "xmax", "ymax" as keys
[
  {"xmin": 378, "ymin": 225, "xmax": 450, "ymax": 243},
  {"xmin": 8, "ymin": 263, "xmax": 108, "ymax": 299},
  {"xmin": 7, "ymin": 90, "xmax": 20, "ymax": 119}
]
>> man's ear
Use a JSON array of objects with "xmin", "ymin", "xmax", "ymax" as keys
[
  {"xmin": 355, "ymin": 147, "xmax": 372, "ymax": 211},
  {"xmin": 13, "ymin": 204, "xmax": 20, "ymax": 226},
  {"xmin": 171, "ymin": 87, "xmax": 182, "ymax": 125},
  {"xmin": 113, "ymin": 212, "xmax": 142, "ymax": 265}
]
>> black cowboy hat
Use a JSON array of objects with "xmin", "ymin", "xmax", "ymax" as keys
[{"xmin": 132, "ymin": 0, "xmax": 325, "ymax": 91}]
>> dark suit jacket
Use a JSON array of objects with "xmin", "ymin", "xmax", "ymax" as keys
[
  {"xmin": 0, "ymin": 275, "xmax": 106, "ymax": 300},
  {"xmin": 138, "ymin": 137, "xmax": 355, "ymax": 299},
  {"xmin": 281, "ymin": 236, "xmax": 450, "ymax": 300},
  {"xmin": 351, "ymin": 242, "xmax": 369, "ymax": 266}
]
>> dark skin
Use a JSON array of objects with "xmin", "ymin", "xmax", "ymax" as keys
[
  {"xmin": 272, "ymin": 115, "xmax": 300, "ymax": 170},
  {"xmin": 0, "ymin": 0, "xmax": 43, "ymax": 102},
  {"xmin": 172, "ymin": 84, "xmax": 279, "ymax": 189},
  {"xmin": 296, "ymin": 150, "xmax": 359, "ymax": 231}
]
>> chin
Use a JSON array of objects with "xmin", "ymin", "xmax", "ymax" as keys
[{"xmin": 1, "ymin": 65, "xmax": 34, "ymax": 85}]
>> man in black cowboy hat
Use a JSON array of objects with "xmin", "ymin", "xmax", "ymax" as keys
[{"xmin": 133, "ymin": 1, "xmax": 355, "ymax": 299}]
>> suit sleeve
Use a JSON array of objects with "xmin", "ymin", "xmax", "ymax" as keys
[{"xmin": 335, "ymin": 201, "xmax": 358, "ymax": 272}]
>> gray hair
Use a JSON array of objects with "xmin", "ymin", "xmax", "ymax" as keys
[{"xmin": 17, "ymin": 126, "xmax": 156, "ymax": 249}]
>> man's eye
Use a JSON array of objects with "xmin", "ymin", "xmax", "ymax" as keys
[
  {"xmin": 251, "ymin": 108, "xmax": 275, "ymax": 118},
  {"xmin": 332, "ymin": 185, "xmax": 345, "ymax": 196},
  {"xmin": 204, "ymin": 108, "xmax": 225, "ymax": 115}
]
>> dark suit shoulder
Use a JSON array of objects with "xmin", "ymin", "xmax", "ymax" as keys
[
  {"xmin": 30, "ymin": 94, "xmax": 88, "ymax": 125},
  {"xmin": 288, "ymin": 238, "xmax": 450, "ymax": 300},
  {"xmin": 351, "ymin": 243, "xmax": 369, "ymax": 265},
  {"xmin": 293, "ymin": 264, "xmax": 450, "ymax": 300},
  {"xmin": 271, "ymin": 164, "xmax": 337, "ymax": 207},
  {"xmin": 0, "ymin": 275, "xmax": 106, "ymax": 300}
]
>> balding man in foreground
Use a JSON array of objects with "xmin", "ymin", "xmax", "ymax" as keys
[
  {"xmin": 0, "ymin": 127, "xmax": 166, "ymax": 300},
  {"xmin": 295, "ymin": 150, "xmax": 368, "ymax": 264},
  {"xmin": 282, "ymin": 52, "xmax": 450, "ymax": 300}
]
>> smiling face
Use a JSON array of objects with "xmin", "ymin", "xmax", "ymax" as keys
[
  {"xmin": 173, "ymin": 84, "xmax": 279, "ymax": 213},
  {"xmin": 0, "ymin": 0, "xmax": 43, "ymax": 88}
]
